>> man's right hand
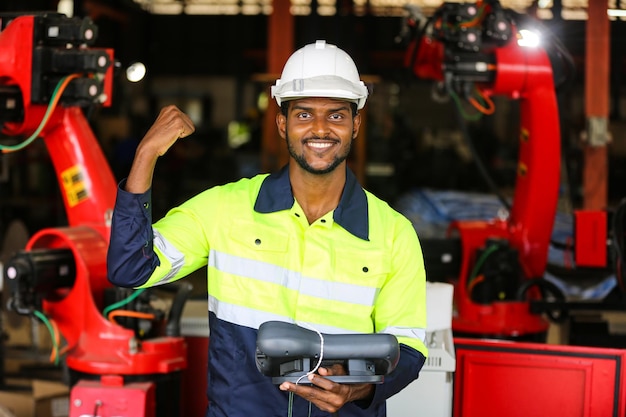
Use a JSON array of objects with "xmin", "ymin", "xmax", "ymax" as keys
[
  {"xmin": 125, "ymin": 105, "xmax": 196, "ymax": 194},
  {"xmin": 141, "ymin": 105, "xmax": 196, "ymax": 157}
]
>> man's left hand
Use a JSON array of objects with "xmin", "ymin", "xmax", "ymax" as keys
[{"xmin": 279, "ymin": 364, "xmax": 374, "ymax": 413}]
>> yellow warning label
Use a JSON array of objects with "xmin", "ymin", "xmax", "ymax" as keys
[
  {"xmin": 520, "ymin": 128, "xmax": 529, "ymax": 142},
  {"xmin": 518, "ymin": 162, "xmax": 528, "ymax": 177},
  {"xmin": 61, "ymin": 165, "xmax": 89, "ymax": 207}
]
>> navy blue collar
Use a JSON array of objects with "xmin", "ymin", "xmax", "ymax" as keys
[{"xmin": 254, "ymin": 165, "xmax": 369, "ymax": 241}]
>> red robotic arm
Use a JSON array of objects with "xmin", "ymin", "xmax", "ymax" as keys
[
  {"xmin": 0, "ymin": 12, "xmax": 116, "ymax": 233},
  {"xmin": 1, "ymin": 13, "xmax": 187, "ymax": 417},
  {"xmin": 402, "ymin": 0, "xmax": 561, "ymax": 337}
]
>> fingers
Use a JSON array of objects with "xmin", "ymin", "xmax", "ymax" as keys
[
  {"xmin": 157, "ymin": 105, "xmax": 195, "ymax": 138},
  {"xmin": 318, "ymin": 364, "xmax": 346, "ymax": 377},
  {"xmin": 279, "ymin": 373, "xmax": 348, "ymax": 413},
  {"xmin": 307, "ymin": 372, "xmax": 336, "ymax": 391},
  {"xmin": 141, "ymin": 105, "xmax": 196, "ymax": 157},
  {"xmin": 176, "ymin": 111, "xmax": 195, "ymax": 138}
]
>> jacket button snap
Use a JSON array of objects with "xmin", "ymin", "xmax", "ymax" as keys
[{"xmin": 255, "ymin": 238, "xmax": 261, "ymax": 245}]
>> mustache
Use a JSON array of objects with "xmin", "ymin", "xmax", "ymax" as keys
[{"xmin": 302, "ymin": 136, "xmax": 337, "ymax": 141}]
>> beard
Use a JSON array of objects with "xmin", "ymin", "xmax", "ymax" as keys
[{"xmin": 286, "ymin": 130, "xmax": 352, "ymax": 175}]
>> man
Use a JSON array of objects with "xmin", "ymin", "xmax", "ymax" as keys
[{"xmin": 107, "ymin": 40, "xmax": 427, "ymax": 417}]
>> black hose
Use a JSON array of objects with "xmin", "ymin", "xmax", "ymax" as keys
[
  {"xmin": 165, "ymin": 281, "xmax": 194, "ymax": 337},
  {"xmin": 451, "ymin": 95, "xmax": 512, "ymax": 212},
  {"xmin": 516, "ymin": 277, "xmax": 568, "ymax": 323}
]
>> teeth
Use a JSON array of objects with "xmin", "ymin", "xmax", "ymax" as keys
[{"xmin": 308, "ymin": 142, "xmax": 333, "ymax": 149}]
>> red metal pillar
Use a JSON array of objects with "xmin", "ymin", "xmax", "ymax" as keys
[
  {"xmin": 583, "ymin": 0, "xmax": 610, "ymax": 210},
  {"xmin": 261, "ymin": 0, "xmax": 294, "ymax": 172}
]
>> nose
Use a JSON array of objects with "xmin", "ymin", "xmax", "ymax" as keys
[{"xmin": 312, "ymin": 117, "xmax": 330, "ymax": 137}]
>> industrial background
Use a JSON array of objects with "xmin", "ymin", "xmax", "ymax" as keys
[{"xmin": 1, "ymin": 0, "xmax": 626, "ymax": 416}]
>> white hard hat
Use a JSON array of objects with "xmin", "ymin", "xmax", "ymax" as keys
[{"xmin": 271, "ymin": 40, "xmax": 369, "ymax": 110}]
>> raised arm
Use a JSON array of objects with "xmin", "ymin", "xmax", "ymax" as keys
[
  {"xmin": 125, "ymin": 105, "xmax": 196, "ymax": 193},
  {"xmin": 107, "ymin": 105, "xmax": 195, "ymax": 288}
]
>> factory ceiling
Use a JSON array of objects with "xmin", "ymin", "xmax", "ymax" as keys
[{"xmin": 130, "ymin": 0, "xmax": 625, "ymax": 19}]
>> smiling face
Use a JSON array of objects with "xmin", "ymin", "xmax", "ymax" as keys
[{"xmin": 277, "ymin": 97, "xmax": 361, "ymax": 176}]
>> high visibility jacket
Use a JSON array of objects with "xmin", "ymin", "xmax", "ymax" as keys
[{"xmin": 108, "ymin": 165, "xmax": 428, "ymax": 417}]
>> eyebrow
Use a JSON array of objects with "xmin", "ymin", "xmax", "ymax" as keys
[{"xmin": 291, "ymin": 103, "xmax": 351, "ymax": 113}]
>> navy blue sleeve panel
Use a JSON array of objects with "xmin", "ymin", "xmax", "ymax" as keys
[
  {"xmin": 107, "ymin": 180, "xmax": 160, "ymax": 288},
  {"xmin": 355, "ymin": 344, "xmax": 426, "ymax": 410}
]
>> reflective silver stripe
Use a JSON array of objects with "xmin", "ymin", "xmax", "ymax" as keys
[
  {"xmin": 153, "ymin": 228, "xmax": 185, "ymax": 285},
  {"xmin": 209, "ymin": 249, "xmax": 301, "ymax": 291},
  {"xmin": 303, "ymin": 279, "xmax": 380, "ymax": 305},
  {"xmin": 209, "ymin": 250, "xmax": 378, "ymax": 305},
  {"xmin": 381, "ymin": 326, "xmax": 427, "ymax": 343},
  {"xmin": 209, "ymin": 295, "xmax": 360, "ymax": 334},
  {"xmin": 209, "ymin": 295, "xmax": 287, "ymax": 329}
]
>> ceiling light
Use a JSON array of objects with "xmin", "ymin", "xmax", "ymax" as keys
[
  {"xmin": 126, "ymin": 62, "xmax": 147, "ymax": 82},
  {"xmin": 517, "ymin": 29, "xmax": 540, "ymax": 48},
  {"xmin": 608, "ymin": 9, "xmax": 626, "ymax": 17}
]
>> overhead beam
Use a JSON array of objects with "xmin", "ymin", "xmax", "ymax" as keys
[{"xmin": 261, "ymin": 0, "xmax": 294, "ymax": 172}]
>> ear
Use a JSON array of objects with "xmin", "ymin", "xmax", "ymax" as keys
[
  {"xmin": 276, "ymin": 113, "xmax": 287, "ymax": 139},
  {"xmin": 352, "ymin": 113, "xmax": 362, "ymax": 139}
]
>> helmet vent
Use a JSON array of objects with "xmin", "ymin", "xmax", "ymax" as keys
[{"xmin": 292, "ymin": 79, "xmax": 305, "ymax": 92}]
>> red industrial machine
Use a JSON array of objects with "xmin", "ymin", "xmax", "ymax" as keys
[
  {"xmin": 399, "ymin": 0, "xmax": 586, "ymax": 338},
  {"xmin": 0, "ymin": 12, "xmax": 188, "ymax": 417},
  {"xmin": 397, "ymin": 3, "xmax": 626, "ymax": 415}
]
